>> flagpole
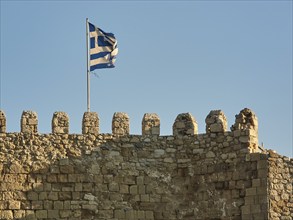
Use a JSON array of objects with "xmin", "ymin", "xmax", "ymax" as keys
[{"xmin": 86, "ymin": 18, "xmax": 90, "ymax": 112}]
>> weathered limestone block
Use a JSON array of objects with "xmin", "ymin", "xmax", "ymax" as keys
[
  {"xmin": 231, "ymin": 108, "xmax": 258, "ymax": 132},
  {"xmin": 205, "ymin": 110, "xmax": 227, "ymax": 133},
  {"xmin": 0, "ymin": 210, "xmax": 13, "ymax": 219},
  {"xmin": 21, "ymin": 111, "xmax": 38, "ymax": 134},
  {"xmin": 0, "ymin": 110, "xmax": 6, "ymax": 133},
  {"xmin": 52, "ymin": 112, "xmax": 69, "ymax": 134},
  {"xmin": 173, "ymin": 113, "xmax": 198, "ymax": 136},
  {"xmin": 142, "ymin": 113, "xmax": 160, "ymax": 136},
  {"xmin": 82, "ymin": 112, "xmax": 99, "ymax": 135},
  {"xmin": 112, "ymin": 112, "xmax": 129, "ymax": 136},
  {"xmin": 232, "ymin": 108, "xmax": 259, "ymax": 151}
]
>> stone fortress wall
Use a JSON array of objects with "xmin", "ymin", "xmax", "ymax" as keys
[{"xmin": 0, "ymin": 108, "xmax": 292, "ymax": 220}]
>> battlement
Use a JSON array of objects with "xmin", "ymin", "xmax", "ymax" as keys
[
  {"xmin": 0, "ymin": 108, "xmax": 260, "ymax": 154},
  {"xmin": 0, "ymin": 108, "xmax": 258, "ymax": 138},
  {"xmin": 0, "ymin": 108, "xmax": 292, "ymax": 220}
]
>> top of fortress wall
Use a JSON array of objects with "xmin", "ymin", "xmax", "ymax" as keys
[
  {"xmin": 0, "ymin": 108, "xmax": 258, "ymax": 137},
  {"xmin": 0, "ymin": 108, "xmax": 260, "ymax": 153}
]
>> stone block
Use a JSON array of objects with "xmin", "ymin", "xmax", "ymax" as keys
[
  {"xmin": 35, "ymin": 210, "xmax": 48, "ymax": 218},
  {"xmin": 145, "ymin": 210, "xmax": 154, "ymax": 219},
  {"xmin": 82, "ymin": 183, "xmax": 93, "ymax": 192},
  {"xmin": 252, "ymin": 179, "xmax": 261, "ymax": 187},
  {"xmin": 13, "ymin": 210, "xmax": 26, "ymax": 219},
  {"xmin": 98, "ymin": 210, "xmax": 113, "ymax": 219},
  {"xmin": 112, "ymin": 112, "xmax": 130, "ymax": 136},
  {"xmin": 154, "ymin": 149, "xmax": 165, "ymax": 158},
  {"xmin": 239, "ymin": 136, "xmax": 249, "ymax": 143},
  {"xmin": 48, "ymin": 210, "xmax": 60, "ymax": 218},
  {"xmin": 246, "ymin": 188, "xmax": 257, "ymax": 196},
  {"xmin": 90, "ymin": 164, "xmax": 100, "ymax": 174},
  {"xmin": 68, "ymin": 174, "xmax": 83, "ymax": 183},
  {"xmin": 60, "ymin": 165, "xmax": 74, "ymax": 174},
  {"xmin": 138, "ymin": 185, "xmax": 146, "ymax": 194},
  {"xmin": 82, "ymin": 204, "xmax": 97, "ymax": 211},
  {"xmin": 47, "ymin": 192, "xmax": 58, "ymax": 200},
  {"xmin": 257, "ymin": 195, "xmax": 268, "ymax": 204},
  {"xmin": 114, "ymin": 209, "xmax": 125, "ymax": 219},
  {"xmin": 27, "ymin": 191, "xmax": 39, "ymax": 200},
  {"xmin": 43, "ymin": 201, "xmax": 53, "ymax": 210},
  {"xmin": 60, "ymin": 210, "xmax": 71, "ymax": 218},
  {"xmin": 8, "ymin": 200, "xmax": 21, "ymax": 209},
  {"xmin": 59, "ymin": 192, "xmax": 72, "ymax": 200},
  {"xmin": 123, "ymin": 176, "xmax": 136, "ymax": 185},
  {"xmin": 58, "ymin": 174, "xmax": 68, "ymax": 182},
  {"xmin": 231, "ymin": 108, "xmax": 258, "ymax": 145},
  {"xmin": 141, "ymin": 194, "xmax": 150, "ymax": 202},
  {"xmin": 258, "ymin": 169, "xmax": 268, "ymax": 178},
  {"xmin": 136, "ymin": 176, "xmax": 144, "ymax": 185},
  {"xmin": 206, "ymin": 151, "xmax": 215, "ymax": 158},
  {"xmin": 0, "ymin": 110, "xmax": 6, "ymax": 133},
  {"xmin": 142, "ymin": 113, "xmax": 160, "ymax": 136},
  {"xmin": 257, "ymin": 160, "xmax": 268, "ymax": 169},
  {"xmin": 205, "ymin": 110, "xmax": 227, "ymax": 133},
  {"xmin": 137, "ymin": 210, "xmax": 145, "ymax": 219},
  {"xmin": 241, "ymin": 205, "xmax": 250, "ymax": 214},
  {"xmin": 52, "ymin": 112, "xmax": 69, "ymax": 134},
  {"xmin": 125, "ymin": 210, "xmax": 137, "ymax": 219},
  {"xmin": 0, "ymin": 201, "xmax": 7, "ymax": 209},
  {"xmin": 63, "ymin": 201, "xmax": 71, "ymax": 209},
  {"xmin": 130, "ymin": 185, "xmax": 138, "ymax": 194},
  {"xmin": 82, "ymin": 112, "xmax": 99, "ymax": 135},
  {"xmin": 164, "ymin": 157, "xmax": 174, "ymax": 163},
  {"xmin": 210, "ymin": 123, "xmax": 224, "ymax": 132},
  {"xmin": 31, "ymin": 201, "xmax": 43, "ymax": 210},
  {"xmin": 173, "ymin": 113, "xmax": 198, "ymax": 136},
  {"xmin": 53, "ymin": 201, "xmax": 63, "ymax": 209},
  {"xmin": 256, "ymin": 187, "xmax": 267, "ymax": 195},
  {"xmin": 0, "ymin": 210, "xmax": 13, "ymax": 219},
  {"xmin": 21, "ymin": 111, "xmax": 38, "ymax": 134},
  {"xmin": 28, "ymin": 118, "xmax": 38, "ymax": 125},
  {"xmin": 245, "ymin": 195, "xmax": 255, "ymax": 205},
  {"xmin": 120, "ymin": 184, "xmax": 129, "ymax": 194},
  {"xmin": 109, "ymin": 182, "xmax": 119, "ymax": 192},
  {"xmin": 231, "ymin": 189, "xmax": 240, "ymax": 198},
  {"xmin": 250, "ymin": 204, "xmax": 261, "ymax": 214},
  {"xmin": 59, "ymin": 158, "xmax": 69, "ymax": 166},
  {"xmin": 233, "ymin": 130, "xmax": 241, "ymax": 137}
]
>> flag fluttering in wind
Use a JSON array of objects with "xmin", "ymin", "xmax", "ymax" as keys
[
  {"xmin": 85, "ymin": 19, "xmax": 118, "ymax": 112},
  {"xmin": 88, "ymin": 22, "xmax": 118, "ymax": 71}
]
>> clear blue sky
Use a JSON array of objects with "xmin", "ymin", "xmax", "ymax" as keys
[{"xmin": 0, "ymin": 1, "xmax": 292, "ymax": 157}]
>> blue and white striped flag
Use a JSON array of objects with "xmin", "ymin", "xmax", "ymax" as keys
[{"xmin": 88, "ymin": 22, "xmax": 118, "ymax": 71}]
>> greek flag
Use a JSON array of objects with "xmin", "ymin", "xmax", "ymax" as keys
[{"xmin": 88, "ymin": 22, "xmax": 118, "ymax": 71}]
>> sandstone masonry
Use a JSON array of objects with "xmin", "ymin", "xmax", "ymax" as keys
[{"xmin": 0, "ymin": 109, "xmax": 292, "ymax": 220}]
